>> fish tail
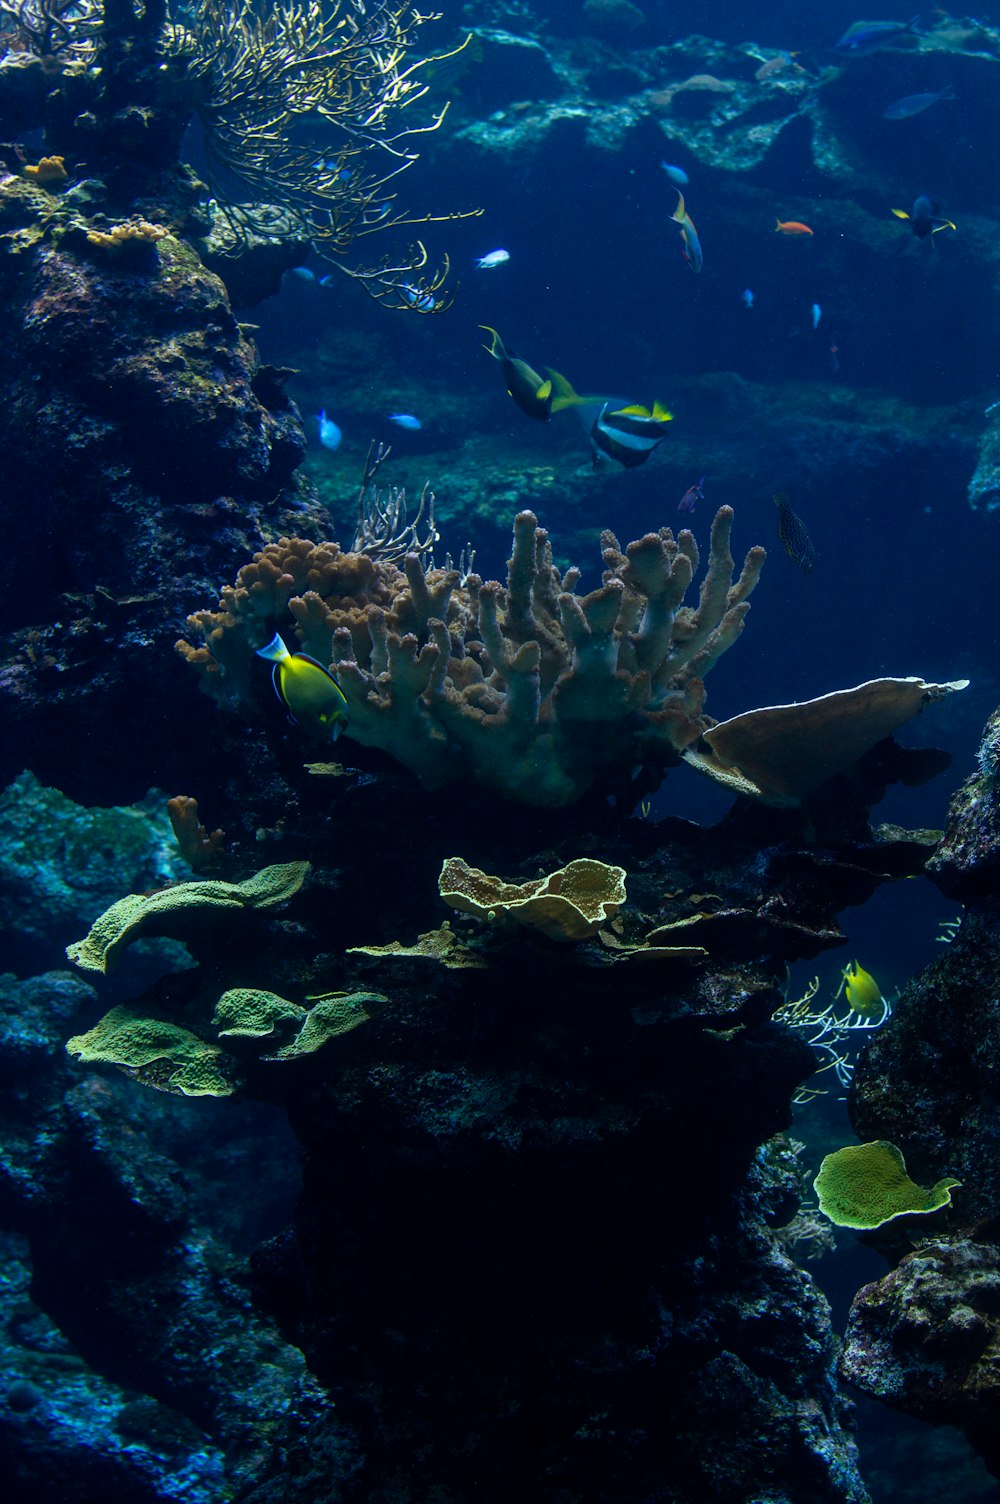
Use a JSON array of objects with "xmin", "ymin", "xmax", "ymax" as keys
[
  {"xmin": 479, "ymin": 324, "xmax": 505, "ymax": 358},
  {"xmin": 890, "ymin": 209, "xmax": 910, "ymax": 221},
  {"xmin": 547, "ymin": 367, "xmax": 583, "ymax": 412},
  {"xmin": 255, "ymin": 633, "xmax": 290, "ymax": 664},
  {"xmin": 671, "ymin": 190, "xmax": 686, "ymax": 224}
]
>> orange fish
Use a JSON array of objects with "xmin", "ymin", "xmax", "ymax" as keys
[{"xmin": 775, "ymin": 218, "xmax": 814, "ymax": 236}]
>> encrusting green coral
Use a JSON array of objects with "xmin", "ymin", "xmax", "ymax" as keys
[
  {"xmin": 179, "ymin": 506, "xmax": 766, "ymax": 807},
  {"xmin": 67, "ymin": 1006, "xmax": 236, "ymax": 1098},
  {"xmin": 68, "ymin": 984, "xmax": 386, "ymax": 1098},
  {"xmin": 66, "ymin": 862, "xmax": 310, "ymax": 973},
  {"xmin": 814, "ymin": 1140, "xmax": 961, "ymax": 1230}
]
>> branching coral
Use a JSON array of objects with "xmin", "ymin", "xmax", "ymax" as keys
[
  {"xmin": 1, "ymin": 0, "xmax": 472, "ymax": 307},
  {"xmin": 178, "ymin": 506, "xmax": 766, "ymax": 807}
]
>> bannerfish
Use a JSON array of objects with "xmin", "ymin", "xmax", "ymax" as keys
[
  {"xmin": 592, "ymin": 402, "xmax": 673, "ymax": 469},
  {"xmin": 773, "ymin": 492, "xmax": 817, "ymax": 572},
  {"xmin": 678, "ymin": 475, "xmax": 705, "ymax": 514},
  {"xmin": 660, "ymin": 162, "xmax": 689, "ymax": 186},
  {"xmin": 834, "ymin": 18, "xmax": 922, "ymax": 55},
  {"xmin": 671, "ymin": 190, "xmax": 703, "ymax": 272},
  {"xmin": 811, "ymin": 302, "xmax": 822, "ymax": 329},
  {"xmin": 775, "ymin": 218, "xmax": 814, "ymax": 236},
  {"xmin": 884, "ymin": 85, "xmax": 954, "ymax": 120},
  {"xmin": 842, "ymin": 960, "xmax": 887, "ymax": 1019},
  {"xmin": 475, "ymin": 248, "xmax": 510, "ymax": 269},
  {"xmin": 317, "ymin": 410, "xmax": 342, "ymax": 450},
  {"xmin": 255, "ymin": 633, "xmax": 350, "ymax": 742},
  {"xmin": 480, "ymin": 325, "xmax": 556, "ymax": 421},
  {"xmin": 891, "ymin": 195, "xmax": 956, "ymax": 239},
  {"xmin": 387, "ymin": 413, "xmax": 422, "ymax": 430},
  {"xmin": 742, "ymin": 288, "xmax": 754, "ymax": 309}
]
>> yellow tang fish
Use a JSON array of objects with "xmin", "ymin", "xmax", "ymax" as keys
[
  {"xmin": 255, "ymin": 633, "xmax": 349, "ymax": 742},
  {"xmin": 843, "ymin": 960, "xmax": 885, "ymax": 1019}
]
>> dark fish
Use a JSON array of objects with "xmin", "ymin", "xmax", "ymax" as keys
[
  {"xmin": 773, "ymin": 493, "xmax": 817, "ymax": 573},
  {"xmin": 891, "ymin": 194, "xmax": 956, "ymax": 239},
  {"xmin": 883, "ymin": 85, "xmax": 954, "ymax": 120},
  {"xmin": 480, "ymin": 325, "xmax": 553, "ymax": 421},
  {"xmin": 834, "ymin": 17, "xmax": 922, "ymax": 55}
]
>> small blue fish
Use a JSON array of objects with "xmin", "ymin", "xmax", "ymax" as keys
[
  {"xmin": 883, "ymin": 85, "xmax": 954, "ymax": 120},
  {"xmin": 660, "ymin": 162, "xmax": 689, "ymax": 186},
  {"xmin": 834, "ymin": 17, "xmax": 922, "ymax": 55},
  {"xmin": 742, "ymin": 288, "xmax": 754, "ymax": 309},
  {"xmin": 387, "ymin": 413, "xmax": 422, "ymax": 430},
  {"xmin": 475, "ymin": 248, "xmax": 510, "ymax": 269},
  {"xmin": 402, "ymin": 284, "xmax": 436, "ymax": 312},
  {"xmin": 811, "ymin": 302, "xmax": 822, "ymax": 330},
  {"xmin": 317, "ymin": 410, "xmax": 342, "ymax": 450},
  {"xmin": 291, "ymin": 266, "xmax": 316, "ymax": 281}
]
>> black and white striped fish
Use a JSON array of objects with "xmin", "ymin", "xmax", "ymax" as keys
[{"xmin": 591, "ymin": 401, "xmax": 673, "ymax": 469}]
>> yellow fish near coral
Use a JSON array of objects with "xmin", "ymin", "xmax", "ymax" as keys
[
  {"xmin": 843, "ymin": 960, "xmax": 886, "ymax": 1019},
  {"xmin": 256, "ymin": 633, "xmax": 349, "ymax": 742}
]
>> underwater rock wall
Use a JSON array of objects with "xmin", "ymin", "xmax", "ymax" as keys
[{"xmin": 843, "ymin": 708, "xmax": 1000, "ymax": 1478}]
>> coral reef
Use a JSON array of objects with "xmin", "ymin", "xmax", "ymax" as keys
[{"xmin": 179, "ymin": 504, "xmax": 766, "ymax": 806}]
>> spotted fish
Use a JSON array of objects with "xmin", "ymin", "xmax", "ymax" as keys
[{"xmin": 773, "ymin": 493, "xmax": 817, "ymax": 573}]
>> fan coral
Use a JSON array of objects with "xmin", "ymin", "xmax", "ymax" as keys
[{"xmin": 178, "ymin": 506, "xmax": 766, "ymax": 807}]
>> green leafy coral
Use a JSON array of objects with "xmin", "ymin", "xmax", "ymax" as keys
[
  {"xmin": 66, "ymin": 862, "xmax": 310, "ymax": 974},
  {"xmin": 814, "ymin": 1140, "xmax": 961, "ymax": 1230}
]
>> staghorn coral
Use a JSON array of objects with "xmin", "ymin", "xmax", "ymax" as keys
[{"xmin": 178, "ymin": 506, "xmax": 766, "ymax": 807}]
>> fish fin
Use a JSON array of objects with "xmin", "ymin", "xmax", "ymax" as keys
[
  {"xmin": 535, "ymin": 378, "xmax": 553, "ymax": 402},
  {"xmin": 650, "ymin": 401, "xmax": 673, "ymax": 423},
  {"xmin": 273, "ymin": 665, "xmax": 286, "ymax": 704},
  {"xmin": 479, "ymin": 325, "xmax": 505, "ymax": 358},
  {"xmin": 546, "ymin": 368, "xmax": 582, "ymax": 412},
  {"xmin": 775, "ymin": 218, "xmax": 782, "ymax": 231},
  {"xmin": 671, "ymin": 190, "xmax": 686, "ymax": 225},
  {"xmin": 890, "ymin": 208, "xmax": 910, "ymax": 220},
  {"xmin": 931, "ymin": 219, "xmax": 957, "ymax": 233},
  {"xmin": 255, "ymin": 633, "xmax": 290, "ymax": 664},
  {"xmin": 613, "ymin": 404, "xmax": 653, "ymax": 417}
]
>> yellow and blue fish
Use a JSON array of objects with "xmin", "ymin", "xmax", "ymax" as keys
[{"xmin": 256, "ymin": 633, "xmax": 349, "ymax": 742}]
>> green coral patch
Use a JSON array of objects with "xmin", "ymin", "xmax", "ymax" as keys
[
  {"xmin": 814, "ymin": 1140, "xmax": 961, "ymax": 1229},
  {"xmin": 212, "ymin": 987, "xmax": 307, "ymax": 1037},
  {"xmin": 265, "ymin": 991, "xmax": 386, "ymax": 1060},
  {"xmin": 66, "ymin": 1006, "xmax": 234, "ymax": 1098},
  {"xmin": 66, "ymin": 861, "xmax": 311, "ymax": 973}
]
